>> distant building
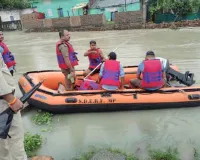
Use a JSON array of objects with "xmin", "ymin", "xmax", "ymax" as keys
[
  {"xmin": 88, "ymin": 0, "xmax": 141, "ymax": 21},
  {"xmin": 29, "ymin": 0, "xmax": 89, "ymax": 18},
  {"xmin": 27, "ymin": 0, "xmax": 141, "ymax": 21},
  {"xmin": 0, "ymin": 9, "xmax": 33, "ymax": 22}
]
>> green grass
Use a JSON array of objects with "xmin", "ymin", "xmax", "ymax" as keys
[
  {"xmin": 148, "ymin": 147, "xmax": 179, "ymax": 160},
  {"xmin": 32, "ymin": 110, "xmax": 53, "ymax": 125},
  {"xmin": 24, "ymin": 132, "xmax": 42, "ymax": 158},
  {"xmin": 107, "ymin": 148, "xmax": 138, "ymax": 160},
  {"xmin": 194, "ymin": 148, "xmax": 199, "ymax": 160},
  {"xmin": 72, "ymin": 148, "xmax": 97, "ymax": 160},
  {"xmin": 32, "ymin": 110, "xmax": 54, "ymax": 132},
  {"xmin": 71, "ymin": 146, "xmax": 183, "ymax": 160},
  {"xmin": 72, "ymin": 147, "xmax": 137, "ymax": 160},
  {"xmin": 106, "ymin": 21, "xmax": 115, "ymax": 24}
]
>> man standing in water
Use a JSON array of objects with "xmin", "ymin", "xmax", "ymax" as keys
[
  {"xmin": 56, "ymin": 30, "xmax": 79, "ymax": 91},
  {"xmin": 0, "ymin": 31, "xmax": 16, "ymax": 76},
  {"xmin": 0, "ymin": 52, "xmax": 27, "ymax": 159}
]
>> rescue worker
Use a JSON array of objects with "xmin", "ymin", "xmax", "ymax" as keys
[
  {"xmin": 0, "ymin": 31, "xmax": 16, "ymax": 76},
  {"xmin": 156, "ymin": 56, "xmax": 195, "ymax": 86},
  {"xmin": 84, "ymin": 40, "xmax": 105, "ymax": 76},
  {"xmin": 0, "ymin": 53, "xmax": 27, "ymax": 160},
  {"xmin": 130, "ymin": 51, "xmax": 165, "ymax": 91},
  {"xmin": 98, "ymin": 52, "xmax": 125, "ymax": 90},
  {"xmin": 56, "ymin": 30, "xmax": 79, "ymax": 91}
]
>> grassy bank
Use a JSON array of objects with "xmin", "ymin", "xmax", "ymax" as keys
[
  {"xmin": 72, "ymin": 147, "xmax": 137, "ymax": 160},
  {"xmin": 72, "ymin": 147, "xmax": 199, "ymax": 160}
]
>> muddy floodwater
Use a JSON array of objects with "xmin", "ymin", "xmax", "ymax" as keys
[{"xmin": 4, "ymin": 28, "xmax": 200, "ymax": 159}]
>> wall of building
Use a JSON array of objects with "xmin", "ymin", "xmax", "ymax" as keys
[
  {"xmin": 22, "ymin": 13, "xmax": 106, "ymax": 29},
  {"xmin": 115, "ymin": 11, "xmax": 143, "ymax": 24},
  {"xmin": 126, "ymin": 3, "xmax": 140, "ymax": 11},
  {"xmin": 29, "ymin": 0, "xmax": 140, "ymax": 21},
  {"xmin": 0, "ymin": 8, "xmax": 33, "ymax": 22},
  {"xmin": 32, "ymin": 0, "xmax": 89, "ymax": 18},
  {"xmin": 88, "ymin": 1, "xmax": 140, "ymax": 21},
  {"xmin": 21, "ymin": 11, "xmax": 144, "ymax": 31}
]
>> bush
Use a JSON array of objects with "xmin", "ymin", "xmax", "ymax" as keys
[
  {"xmin": 24, "ymin": 132, "xmax": 42, "ymax": 157},
  {"xmin": 32, "ymin": 110, "xmax": 53, "ymax": 125}
]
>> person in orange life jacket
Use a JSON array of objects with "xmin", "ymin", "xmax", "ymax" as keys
[
  {"xmin": 130, "ymin": 51, "xmax": 166, "ymax": 91},
  {"xmin": 0, "ymin": 31, "xmax": 16, "ymax": 76},
  {"xmin": 97, "ymin": 52, "xmax": 125, "ymax": 91},
  {"xmin": 56, "ymin": 30, "xmax": 79, "ymax": 91},
  {"xmin": 83, "ymin": 40, "xmax": 105, "ymax": 76}
]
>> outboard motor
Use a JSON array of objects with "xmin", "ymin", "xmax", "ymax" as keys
[{"xmin": 166, "ymin": 67, "xmax": 195, "ymax": 86}]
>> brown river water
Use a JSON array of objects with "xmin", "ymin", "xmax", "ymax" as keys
[{"xmin": 3, "ymin": 28, "xmax": 200, "ymax": 159}]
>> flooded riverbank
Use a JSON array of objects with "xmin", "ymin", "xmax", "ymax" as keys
[{"xmin": 3, "ymin": 28, "xmax": 200, "ymax": 159}]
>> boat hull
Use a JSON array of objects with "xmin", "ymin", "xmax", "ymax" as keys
[{"xmin": 18, "ymin": 67, "xmax": 200, "ymax": 113}]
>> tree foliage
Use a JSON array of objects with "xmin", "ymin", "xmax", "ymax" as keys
[
  {"xmin": 0, "ymin": 0, "xmax": 31, "ymax": 10},
  {"xmin": 149, "ymin": 0, "xmax": 200, "ymax": 20}
]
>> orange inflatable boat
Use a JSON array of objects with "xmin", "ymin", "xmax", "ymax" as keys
[{"xmin": 18, "ymin": 65, "xmax": 200, "ymax": 113}]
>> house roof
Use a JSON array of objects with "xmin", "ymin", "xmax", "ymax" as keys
[
  {"xmin": 72, "ymin": 2, "xmax": 88, "ymax": 10},
  {"xmin": 90, "ymin": 0, "xmax": 140, "ymax": 8}
]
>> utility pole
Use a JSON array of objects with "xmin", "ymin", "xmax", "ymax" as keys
[
  {"xmin": 0, "ymin": 16, "xmax": 2, "ymax": 31},
  {"xmin": 125, "ymin": 0, "xmax": 127, "ymax": 11}
]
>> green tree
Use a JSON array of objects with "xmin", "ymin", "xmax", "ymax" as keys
[
  {"xmin": 149, "ymin": 0, "xmax": 200, "ymax": 21},
  {"xmin": 0, "ymin": 0, "xmax": 31, "ymax": 9}
]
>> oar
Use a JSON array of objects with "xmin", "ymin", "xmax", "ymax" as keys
[
  {"xmin": 78, "ymin": 78, "xmax": 96, "ymax": 82},
  {"xmin": 83, "ymin": 69, "xmax": 138, "ymax": 80},
  {"xmin": 84, "ymin": 62, "xmax": 102, "ymax": 80}
]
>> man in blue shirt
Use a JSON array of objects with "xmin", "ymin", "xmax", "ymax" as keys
[
  {"xmin": 0, "ymin": 46, "xmax": 3, "ymax": 55},
  {"xmin": 98, "ymin": 52, "xmax": 125, "ymax": 90},
  {"xmin": 130, "ymin": 51, "xmax": 166, "ymax": 91}
]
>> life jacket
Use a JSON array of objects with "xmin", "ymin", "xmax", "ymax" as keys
[
  {"xmin": 79, "ymin": 79, "xmax": 100, "ymax": 90},
  {"xmin": 0, "ymin": 42, "xmax": 16, "ymax": 68},
  {"xmin": 141, "ymin": 59, "xmax": 164, "ymax": 89},
  {"xmin": 100, "ymin": 60, "xmax": 120, "ymax": 87},
  {"xmin": 56, "ymin": 41, "xmax": 78, "ymax": 69},
  {"xmin": 88, "ymin": 48, "xmax": 102, "ymax": 69}
]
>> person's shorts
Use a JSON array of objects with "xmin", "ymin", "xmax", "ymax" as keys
[{"xmin": 88, "ymin": 68, "xmax": 100, "ymax": 75}]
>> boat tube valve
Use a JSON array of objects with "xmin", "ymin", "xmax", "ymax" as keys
[{"xmin": 188, "ymin": 94, "xmax": 200, "ymax": 100}]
